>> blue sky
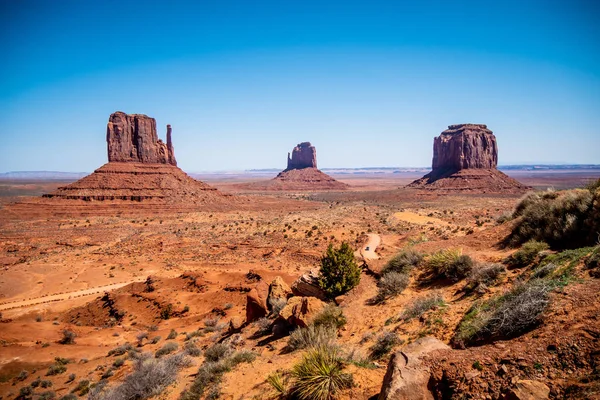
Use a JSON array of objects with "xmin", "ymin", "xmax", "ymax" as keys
[{"xmin": 1, "ymin": 0, "xmax": 599, "ymax": 172}]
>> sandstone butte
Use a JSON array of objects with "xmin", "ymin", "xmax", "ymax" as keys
[
  {"xmin": 42, "ymin": 112, "xmax": 229, "ymax": 204},
  {"xmin": 247, "ymin": 142, "xmax": 349, "ymax": 191},
  {"xmin": 408, "ymin": 124, "xmax": 529, "ymax": 193}
]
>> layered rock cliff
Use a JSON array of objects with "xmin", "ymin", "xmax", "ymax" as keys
[
  {"xmin": 286, "ymin": 142, "xmax": 317, "ymax": 170},
  {"xmin": 107, "ymin": 112, "xmax": 176, "ymax": 166}
]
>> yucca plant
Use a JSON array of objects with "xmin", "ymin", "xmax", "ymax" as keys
[{"xmin": 291, "ymin": 345, "xmax": 353, "ymax": 400}]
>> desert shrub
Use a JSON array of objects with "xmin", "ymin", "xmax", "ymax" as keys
[
  {"xmin": 108, "ymin": 343, "xmax": 134, "ymax": 356},
  {"xmin": 453, "ymin": 280, "xmax": 552, "ymax": 346},
  {"xmin": 160, "ymin": 304, "xmax": 173, "ymax": 320},
  {"xmin": 465, "ymin": 263, "xmax": 506, "ymax": 293},
  {"xmin": 267, "ymin": 372, "xmax": 290, "ymax": 397},
  {"xmin": 369, "ymin": 331, "xmax": 400, "ymax": 360},
  {"xmin": 423, "ymin": 249, "xmax": 473, "ymax": 282},
  {"xmin": 400, "ymin": 292, "xmax": 445, "ymax": 321},
  {"xmin": 67, "ymin": 373, "xmax": 76, "ymax": 382},
  {"xmin": 228, "ymin": 349, "xmax": 256, "ymax": 367},
  {"xmin": 31, "ymin": 378, "xmax": 41, "ymax": 388},
  {"xmin": 59, "ymin": 330, "xmax": 76, "ymax": 345},
  {"xmin": 151, "ymin": 336, "xmax": 161, "ymax": 344},
  {"xmin": 288, "ymin": 325, "xmax": 337, "ymax": 352},
  {"xmin": 184, "ymin": 340, "xmax": 202, "ymax": 357},
  {"xmin": 167, "ymin": 329, "xmax": 177, "ymax": 340},
  {"xmin": 96, "ymin": 353, "xmax": 190, "ymax": 400},
  {"xmin": 375, "ymin": 271, "xmax": 409, "ymax": 303},
  {"xmin": 46, "ymin": 364, "xmax": 66, "ymax": 376},
  {"xmin": 506, "ymin": 186, "xmax": 600, "ymax": 249},
  {"xmin": 504, "ymin": 240, "xmax": 549, "ymax": 268},
  {"xmin": 344, "ymin": 348, "xmax": 376, "ymax": 369},
  {"xmin": 318, "ymin": 242, "xmax": 361, "ymax": 298},
  {"xmin": 185, "ymin": 330, "xmax": 205, "ymax": 341},
  {"xmin": 291, "ymin": 345, "xmax": 353, "ymax": 400},
  {"xmin": 530, "ymin": 263, "xmax": 558, "ymax": 280},
  {"xmin": 72, "ymin": 380, "xmax": 90, "ymax": 396},
  {"xmin": 269, "ymin": 298, "xmax": 287, "ymax": 317},
  {"xmin": 381, "ymin": 249, "xmax": 424, "ymax": 275},
  {"xmin": 182, "ymin": 349, "xmax": 256, "ymax": 400},
  {"xmin": 204, "ymin": 343, "xmax": 232, "ymax": 362},
  {"xmin": 59, "ymin": 394, "xmax": 77, "ymax": 400},
  {"xmin": 312, "ymin": 304, "xmax": 347, "ymax": 329},
  {"xmin": 19, "ymin": 386, "xmax": 33, "ymax": 398},
  {"xmin": 113, "ymin": 358, "xmax": 125, "ymax": 368},
  {"xmin": 101, "ymin": 368, "xmax": 115, "ymax": 379},
  {"xmin": 40, "ymin": 380, "xmax": 53, "ymax": 388},
  {"xmin": 585, "ymin": 247, "xmax": 600, "ymax": 277},
  {"xmin": 155, "ymin": 342, "xmax": 178, "ymax": 358},
  {"xmin": 16, "ymin": 370, "xmax": 29, "ymax": 381},
  {"xmin": 204, "ymin": 317, "xmax": 220, "ymax": 327},
  {"xmin": 38, "ymin": 391, "xmax": 56, "ymax": 400}
]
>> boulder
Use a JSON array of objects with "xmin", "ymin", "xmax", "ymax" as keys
[
  {"xmin": 267, "ymin": 276, "xmax": 292, "ymax": 310},
  {"xmin": 504, "ymin": 380, "xmax": 550, "ymax": 400},
  {"xmin": 279, "ymin": 296, "xmax": 326, "ymax": 328},
  {"xmin": 228, "ymin": 316, "xmax": 243, "ymax": 332},
  {"xmin": 378, "ymin": 336, "xmax": 450, "ymax": 400},
  {"xmin": 287, "ymin": 142, "xmax": 317, "ymax": 170},
  {"xmin": 245, "ymin": 281, "xmax": 269, "ymax": 323},
  {"xmin": 107, "ymin": 111, "xmax": 177, "ymax": 165},
  {"xmin": 291, "ymin": 269, "xmax": 328, "ymax": 300}
]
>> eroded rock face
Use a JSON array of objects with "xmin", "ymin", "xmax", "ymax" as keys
[
  {"xmin": 379, "ymin": 337, "xmax": 450, "ymax": 400},
  {"xmin": 432, "ymin": 124, "xmax": 497, "ymax": 172},
  {"xmin": 279, "ymin": 296, "xmax": 326, "ymax": 328},
  {"xmin": 245, "ymin": 281, "xmax": 269, "ymax": 323},
  {"xmin": 286, "ymin": 142, "xmax": 317, "ymax": 170},
  {"xmin": 107, "ymin": 111, "xmax": 177, "ymax": 166}
]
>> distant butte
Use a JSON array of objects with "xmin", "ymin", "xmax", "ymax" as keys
[
  {"xmin": 246, "ymin": 142, "xmax": 348, "ymax": 191},
  {"xmin": 408, "ymin": 124, "xmax": 528, "ymax": 193},
  {"xmin": 42, "ymin": 112, "xmax": 229, "ymax": 204}
]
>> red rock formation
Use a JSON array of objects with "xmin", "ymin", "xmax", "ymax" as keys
[
  {"xmin": 286, "ymin": 142, "xmax": 317, "ymax": 170},
  {"xmin": 432, "ymin": 124, "xmax": 497, "ymax": 171},
  {"xmin": 107, "ymin": 112, "xmax": 177, "ymax": 166},
  {"xmin": 409, "ymin": 124, "xmax": 528, "ymax": 193}
]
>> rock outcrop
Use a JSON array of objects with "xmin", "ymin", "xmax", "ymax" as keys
[
  {"xmin": 278, "ymin": 296, "xmax": 326, "ymax": 328},
  {"xmin": 408, "ymin": 124, "xmax": 528, "ymax": 193},
  {"xmin": 286, "ymin": 142, "xmax": 317, "ymax": 170},
  {"xmin": 291, "ymin": 269, "xmax": 328, "ymax": 300},
  {"xmin": 107, "ymin": 112, "xmax": 177, "ymax": 166},
  {"xmin": 379, "ymin": 337, "xmax": 450, "ymax": 400},
  {"xmin": 245, "ymin": 281, "xmax": 269, "ymax": 323}
]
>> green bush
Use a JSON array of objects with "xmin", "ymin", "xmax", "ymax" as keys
[
  {"xmin": 155, "ymin": 342, "xmax": 178, "ymax": 358},
  {"xmin": 375, "ymin": 272, "xmax": 409, "ymax": 303},
  {"xmin": 504, "ymin": 240, "xmax": 549, "ymax": 268},
  {"xmin": 400, "ymin": 292, "xmax": 445, "ymax": 321},
  {"xmin": 291, "ymin": 345, "xmax": 353, "ymax": 400},
  {"xmin": 369, "ymin": 331, "xmax": 400, "ymax": 360},
  {"xmin": 312, "ymin": 304, "xmax": 347, "ymax": 329},
  {"xmin": 465, "ymin": 263, "xmax": 506, "ymax": 293},
  {"xmin": 453, "ymin": 280, "xmax": 552, "ymax": 346},
  {"xmin": 204, "ymin": 343, "xmax": 232, "ymax": 362},
  {"xmin": 288, "ymin": 325, "xmax": 337, "ymax": 352},
  {"xmin": 381, "ymin": 250, "xmax": 423, "ymax": 275},
  {"xmin": 423, "ymin": 249, "xmax": 474, "ymax": 282},
  {"xmin": 506, "ymin": 185, "xmax": 600, "ymax": 249},
  {"xmin": 318, "ymin": 242, "xmax": 361, "ymax": 298}
]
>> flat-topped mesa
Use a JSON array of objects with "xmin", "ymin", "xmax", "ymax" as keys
[
  {"xmin": 286, "ymin": 142, "xmax": 317, "ymax": 170},
  {"xmin": 107, "ymin": 111, "xmax": 177, "ymax": 166},
  {"xmin": 432, "ymin": 124, "xmax": 497, "ymax": 172}
]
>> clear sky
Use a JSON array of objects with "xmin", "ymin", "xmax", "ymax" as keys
[{"xmin": 1, "ymin": 0, "xmax": 599, "ymax": 172}]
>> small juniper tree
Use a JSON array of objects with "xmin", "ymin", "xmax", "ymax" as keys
[{"xmin": 318, "ymin": 242, "xmax": 361, "ymax": 298}]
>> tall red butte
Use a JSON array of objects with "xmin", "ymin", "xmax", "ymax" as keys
[
  {"xmin": 43, "ymin": 112, "xmax": 227, "ymax": 204},
  {"xmin": 245, "ymin": 142, "xmax": 348, "ymax": 191},
  {"xmin": 408, "ymin": 124, "xmax": 528, "ymax": 192}
]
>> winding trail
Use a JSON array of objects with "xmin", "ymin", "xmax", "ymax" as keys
[
  {"xmin": 361, "ymin": 233, "xmax": 381, "ymax": 261},
  {"xmin": 0, "ymin": 277, "xmax": 147, "ymax": 311}
]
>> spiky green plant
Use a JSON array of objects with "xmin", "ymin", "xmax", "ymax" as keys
[{"xmin": 291, "ymin": 346, "xmax": 353, "ymax": 400}]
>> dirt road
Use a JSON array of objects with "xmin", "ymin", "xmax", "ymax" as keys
[
  {"xmin": 361, "ymin": 233, "xmax": 381, "ymax": 260},
  {"xmin": 0, "ymin": 277, "xmax": 147, "ymax": 311}
]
